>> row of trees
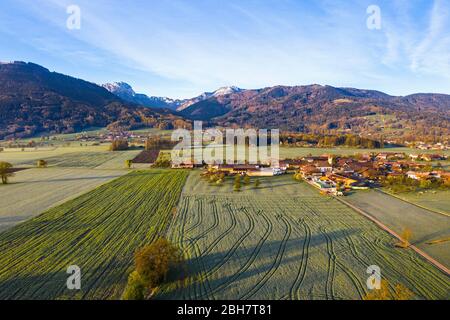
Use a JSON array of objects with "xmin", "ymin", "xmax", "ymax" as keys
[
  {"xmin": 280, "ymin": 133, "xmax": 384, "ymax": 148},
  {"xmin": 234, "ymin": 175, "xmax": 260, "ymax": 191},
  {"xmin": 381, "ymin": 175, "xmax": 450, "ymax": 193},
  {"xmin": 145, "ymin": 136, "xmax": 176, "ymax": 151},
  {"xmin": 201, "ymin": 172, "xmax": 261, "ymax": 190}
]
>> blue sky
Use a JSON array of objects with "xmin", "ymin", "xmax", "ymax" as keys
[{"xmin": 1, "ymin": 0, "xmax": 449, "ymax": 98}]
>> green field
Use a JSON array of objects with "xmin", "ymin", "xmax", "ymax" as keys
[
  {"xmin": 346, "ymin": 190, "xmax": 450, "ymax": 268},
  {"xmin": 157, "ymin": 172, "xmax": 450, "ymax": 300},
  {"xmin": 0, "ymin": 170, "xmax": 188, "ymax": 300}
]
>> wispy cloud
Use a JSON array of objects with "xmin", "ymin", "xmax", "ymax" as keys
[
  {"xmin": 2, "ymin": 0, "xmax": 450, "ymax": 96},
  {"xmin": 381, "ymin": 0, "xmax": 450, "ymax": 78},
  {"xmin": 410, "ymin": 0, "xmax": 450, "ymax": 75}
]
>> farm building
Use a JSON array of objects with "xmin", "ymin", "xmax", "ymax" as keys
[
  {"xmin": 311, "ymin": 177, "xmax": 337, "ymax": 194},
  {"xmin": 247, "ymin": 167, "xmax": 284, "ymax": 177},
  {"xmin": 172, "ymin": 163, "xmax": 194, "ymax": 169}
]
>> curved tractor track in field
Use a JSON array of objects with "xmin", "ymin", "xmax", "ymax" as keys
[
  {"xmin": 182, "ymin": 203, "xmax": 257, "ymax": 299},
  {"xmin": 239, "ymin": 214, "xmax": 292, "ymax": 300},
  {"xmin": 288, "ymin": 218, "xmax": 311, "ymax": 300},
  {"xmin": 320, "ymin": 227, "xmax": 337, "ymax": 300},
  {"xmin": 200, "ymin": 200, "xmax": 238, "ymax": 257},
  {"xmin": 201, "ymin": 205, "xmax": 256, "ymax": 278},
  {"xmin": 197, "ymin": 208, "xmax": 273, "ymax": 299},
  {"xmin": 184, "ymin": 197, "xmax": 205, "ymax": 235},
  {"xmin": 186, "ymin": 199, "xmax": 239, "ymax": 300}
]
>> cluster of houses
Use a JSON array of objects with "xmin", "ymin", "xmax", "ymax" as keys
[
  {"xmin": 405, "ymin": 141, "xmax": 449, "ymax": 151},
  {"xmin": 94, "ymin": 131, "xmax": 149, "ymax": 144},
  {"xmin": 193, "ymin": 151, "xmax": 449, "ymax": 196},
  {"xmin": 289, "ymin": 153, "xmax": 449, "ymax": 194}
]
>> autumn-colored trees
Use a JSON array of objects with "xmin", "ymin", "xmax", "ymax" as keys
[
  {"xmin": 364, "ymin": 280, "xmax": 414, "ymax": 300},
  {"xmin": 279, "ymin": 133, "xmax": 384, "ymax": 148},
  {"xmin": 233, "ymin": 175, "xmax": 241, "ymax": 192},
  {"xmin": 122, "ymin": 238, "xmax": 182, "ymax": 300},
  {"xmin": 124, "ymin": 159, "xmax": 132, "ymax": 169},
  {"xmin": 110, "ymin": 139, "xmax": 129, "ymax": 151},
  {"xmin": 36, "ymin": 160, "xmax": 48, "ymax": 168},
  {"xmin": 0, "ymin": 162, "xmax": 13, "ymax": 184},
  {"xmin": 395, "ymin": 228, "xmax": 413, "ymax": 248}
]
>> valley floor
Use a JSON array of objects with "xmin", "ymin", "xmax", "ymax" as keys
[{"xmin": 0, "ymin": 168, "xmax": 448, "ymax": 300}]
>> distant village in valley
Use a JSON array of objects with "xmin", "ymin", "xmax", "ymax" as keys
[{"xmin": 1, "ymin": 129, "xmax": 449, "ymax": 197}]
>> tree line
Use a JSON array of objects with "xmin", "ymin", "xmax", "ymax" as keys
[{"xmin": 280, "ymin": 133, "xmax": 384, "ymax": 148}]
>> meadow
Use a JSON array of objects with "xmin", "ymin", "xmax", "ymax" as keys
[
  {"xmin": 0, "ymin": 168, "xmax": 127, "ymax": 232},
  {"xmin": 0, "ymin": 146, "xmax": 140, "ymax": 169},
  {"xmin": 385, "ymin": 190, "xmax": 450, "ymax": 215},
  {"xmin": 278, "ymin": 146, "xmax": 450, "ymax": 159},
  {"xmin": 157, "ymin": 172, "xmax": 450, "ymax": 300},
  {"xmin": 0, "ymin": 170, "xmax": 189, "ymax": 300},
  {"xmin": 345, "ymin": 190, "xmax": 450, "ymax": 268}
]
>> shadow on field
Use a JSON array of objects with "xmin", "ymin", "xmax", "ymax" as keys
[
  {"xmin": 250, "ymin": 182, "xmax": 299, "ymax": 190},
  {"xmin": 166, "ymin": 229, "xmax": 356, "ymax": 298},
  {"xmin": 415, "ymin": 229, "xmax": 450, "ymax": 245},
  {"xmin": 21, "ymin": 175, "xmax": 122, "ymax": 183},
  {"xmin": 0, "ymin": 257, "xmax": 131, "ymax": 300}
]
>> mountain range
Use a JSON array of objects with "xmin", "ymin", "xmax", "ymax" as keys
[
  {"xmin": 0, "ymin": 62, "xmax": 187, "ymax": 140},
  {"xmin": 102, "ymin": 82, "xmax": 184, "ymax": 110},
  {"xmin": 0, "ymin": 61, "xmax": 449, "ymax": 141},
  {"xmin": 102, "ymin": 81, "xmax": 243, "ymax": 111},
  {"xmin": 179, "ymin": 85, "xmax": 450, "ymax": 140}
]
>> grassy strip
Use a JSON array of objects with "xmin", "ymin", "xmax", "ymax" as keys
[{"xmin": 377, "ymin": 189, "xmax": 450, "ymax": 217}]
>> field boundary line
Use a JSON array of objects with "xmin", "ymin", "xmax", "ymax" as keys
[
  {"xmin": 335, "ymin": 197, "xmax": 450, "ymax": 277},
  {"xmin": 376, "ymin": 189, "xmax": 450, "ymax": 218}
]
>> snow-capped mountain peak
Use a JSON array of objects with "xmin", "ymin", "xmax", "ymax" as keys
[
  {"xmin": 102, "ymin": 82, "xmax": 136, "ymax": 98},
  {"xmin": 102, "ymin": 82, "xmax": 184, "ymax": 110},
  {"xmin": 176, "ymin": 86, "xmax": 243, "ymax": 111},
  {"xmin": 212, "ymin": 86, "xmax": 242, "ymax": 97}
]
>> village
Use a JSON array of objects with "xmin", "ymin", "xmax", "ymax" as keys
[{"xmin": 190, "ymin": 151, "xmax": 449, "ymax": 196}]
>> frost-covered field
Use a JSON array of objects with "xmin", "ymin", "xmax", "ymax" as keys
[
  {"xmin": 346, "ymin": 190, "xmax": 450, "ymax": 268},
  {"xmin": 158, "ymin": 172, "xmax": 450, "ymax": 300},
  {"xmin": 0, "ymin": 146, "xmax": 140, "ymax": 169},
  {"xmin": 0, "ymin": 146, "xmax": 108, "ymax": 166},
  {"xmin": 0, "ymin": 168, "xmax": 127, "ymax": 231}
]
